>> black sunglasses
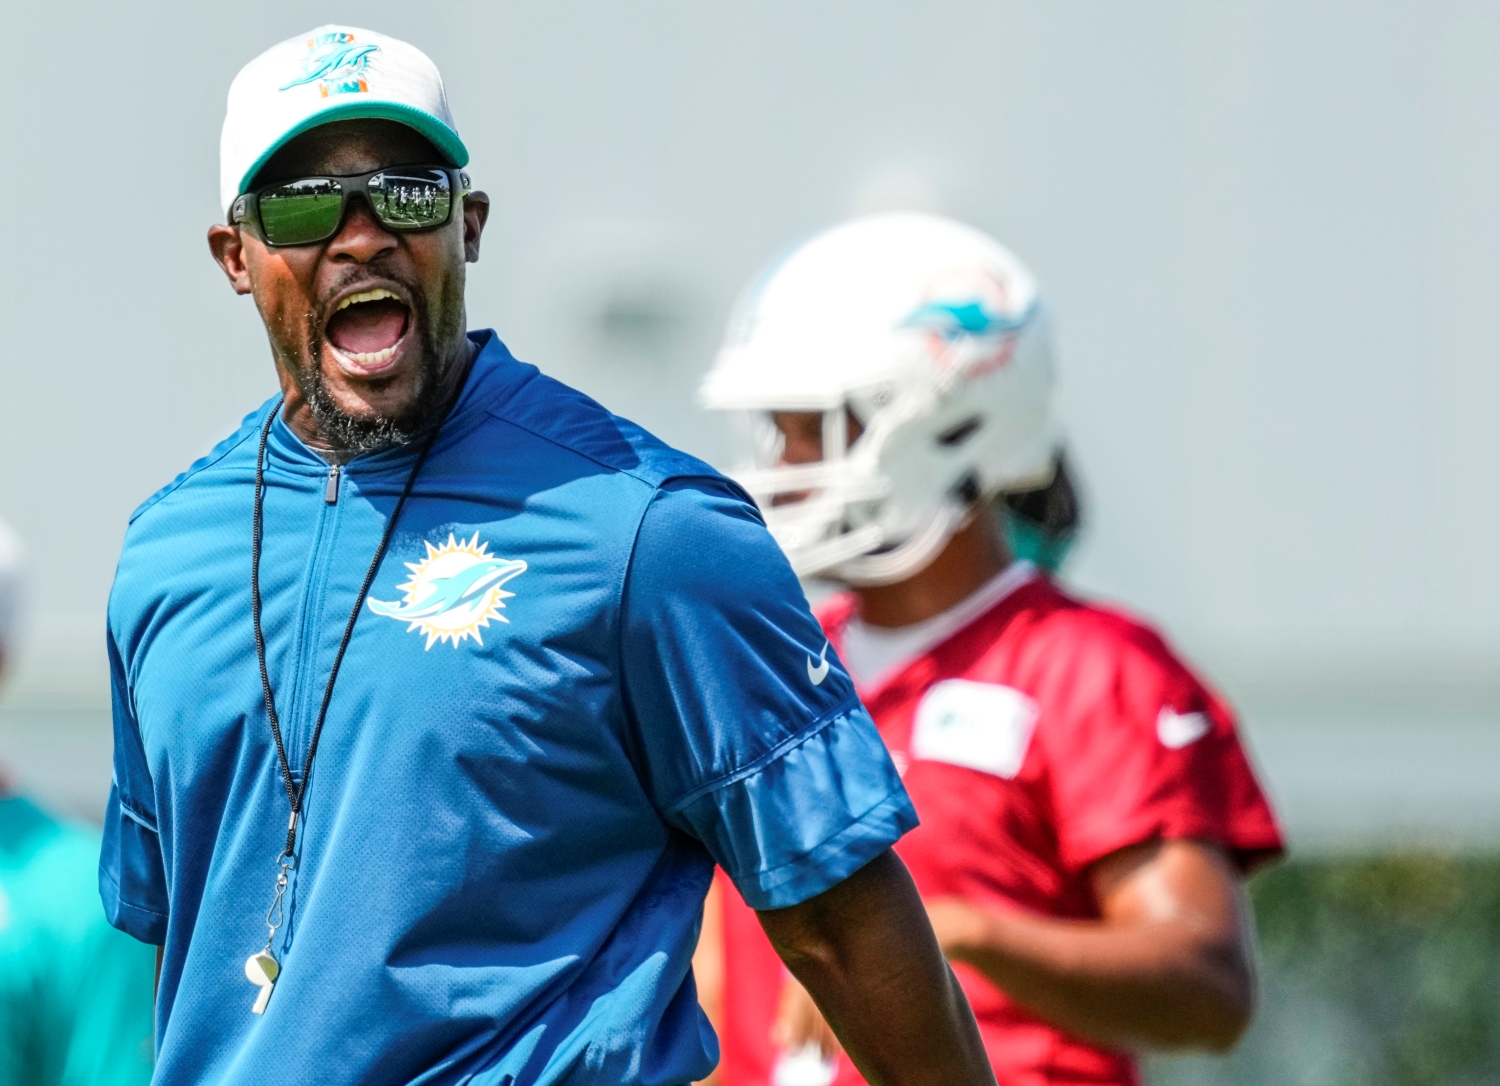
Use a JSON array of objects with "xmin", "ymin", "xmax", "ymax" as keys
[{"xmin": 231, "ymin": 165, "xmax": 471, "ymax": 247}]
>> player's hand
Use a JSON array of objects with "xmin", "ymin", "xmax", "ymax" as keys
[
  {"xmin": 924, "ymin": 897, "xmax": 996, "ymax": 961},
  {"xmin": 771, "ymin": 975, "xmax": 843, "ymax": 1060}
]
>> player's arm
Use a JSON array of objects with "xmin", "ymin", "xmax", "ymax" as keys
[
  {"xmin": 691, "ymin": 879, "xmax": 725, "ymax": 1086},
  {"xmin": 757, "ymin": 848, "xmax": 995, "ymax": 1086},
  {"xmin": 926, "ymin": 837, "xmax": 1254, "ymax": 1051}
]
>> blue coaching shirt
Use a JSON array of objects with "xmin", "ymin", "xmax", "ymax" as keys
[{"xmin": 100, "ymin": 332, "xmax": 914, "ymax": 1086}]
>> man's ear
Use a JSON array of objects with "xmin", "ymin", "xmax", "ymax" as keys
[
  {"xmin": 208, "ymin": 223, "xmax": 254, "ymax": 295},
  {"xmin": 462, "ymin": 192, "xmax": 491, "ymax": 264}
]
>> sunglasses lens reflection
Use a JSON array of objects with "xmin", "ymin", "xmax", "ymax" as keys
[
  {"xmin": 258, "ymin": 178, "xmax": 344, "ymax": 246},
  {"xmin": 369, "ymin": 169, "xmax": 451, "ymax": 230}
]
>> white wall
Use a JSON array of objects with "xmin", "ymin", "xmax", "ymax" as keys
[{"xmin": 1, "ymin": 1, "xmax": 1496, "ymax": 838}]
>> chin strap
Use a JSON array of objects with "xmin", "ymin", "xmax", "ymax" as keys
[{"xmin": 832, "ymin": 500, "xmax": 972, "ymax": 587}]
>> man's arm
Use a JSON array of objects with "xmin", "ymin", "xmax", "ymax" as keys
[
  {"xmin": 691, "ymin": 879, "xmax": 724, "ymax": 1086},
  {"xmin": 757, "ymin": 849, "xmax": 995, "ymax": 1086},
  {"xmin": 926, "ymin": 838, "xmax": 1255, "ymax": 1051}
]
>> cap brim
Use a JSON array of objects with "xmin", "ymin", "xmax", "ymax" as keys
[{"xmin": 235, "ymin": 99, "xmax": 469, "ymax": 202}]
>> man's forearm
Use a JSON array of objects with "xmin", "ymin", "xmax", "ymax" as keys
[
  {"xmin": 936, "ymin": 902, "xmax": 1252, "ymax": 1051},
  {"xmin": 758, "ymin": 850, "xmax": 995, "ymax": 1086}
]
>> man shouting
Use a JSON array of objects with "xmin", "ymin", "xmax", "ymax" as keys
[{"xmin": 99, "ymin": 27, "xmax": 991, "ymax": 1086}]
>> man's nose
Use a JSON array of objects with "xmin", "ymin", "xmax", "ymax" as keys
[{"xmin": 324, "ymin": 197, "xmax": 398, "ymax": 263}]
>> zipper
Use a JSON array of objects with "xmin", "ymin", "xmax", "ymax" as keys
[{"xmin": 285, "ymin": 466, "xmax": 343, "ymax": 762}]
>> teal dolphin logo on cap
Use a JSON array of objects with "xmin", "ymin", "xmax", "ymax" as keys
[{"xmin": 280, "ymin": 31, "xmax": 378, "ymax": 96}]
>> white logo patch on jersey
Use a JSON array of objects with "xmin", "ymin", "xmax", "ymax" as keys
[
  {"xmin": 772, "ymin": 1044, "xmax": 838, "ymax": 1086},
  {"xmin": 1157, "ymin": 707, "xmax": 1211, "ymax": 749},
  {"xmin": 910, "ymin": 679, "xmax": 1037, "ymax": 779}
]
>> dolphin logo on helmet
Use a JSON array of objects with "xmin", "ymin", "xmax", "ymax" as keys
[{"xmin": 901, "ymin": 298, "xmax": 1034, "ymax": 341}]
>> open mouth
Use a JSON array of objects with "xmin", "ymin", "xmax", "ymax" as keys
[{"xmin": 325, "ymin": 288, "xmax": 412, "ymax": 373}]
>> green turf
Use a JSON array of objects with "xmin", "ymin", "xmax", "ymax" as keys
[
  {"xmin": 260, "ymin": 193, "xmax": 342, "ymax": 245},
  {"xmin": 1148, "ymin": 853, "xmax": 1500, "ymax": 1086}
]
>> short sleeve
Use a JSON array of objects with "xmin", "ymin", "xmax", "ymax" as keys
[
  {"xmin": 620, "ymin": 478, "xmax": 916, "ymax": 910},
  {"xmin": 1040, "ymin": 623, "xmax": 1283, "ymax": 875},
  {"xmin": 99, "ymin": 627, "xmax": 169, "ymax": 944}
]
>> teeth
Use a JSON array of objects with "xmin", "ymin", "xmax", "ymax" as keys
[
  {"xmin": 331, "ymin": 288, "xmax": 404, "ymax": 367},
  {"xmin": 342, "ymin": 345, "xmax": 398, "ymax": 367},
  {"xmin": 336, "ymin": 288, "xmax": 399, "ymax": 311}
]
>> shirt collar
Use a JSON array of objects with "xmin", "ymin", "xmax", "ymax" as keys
[{"xmin": 840, "ymin": 561, "xmax": 1037, "ymax": 692}]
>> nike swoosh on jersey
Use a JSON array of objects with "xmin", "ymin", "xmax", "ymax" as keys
[
  {"xmin": 806, "ymin": 641, "xmax": 831, "ymax": 686},
  {"xmin": 1157, "ymin": 708, "xmax": 1211, "ymax": 749}
]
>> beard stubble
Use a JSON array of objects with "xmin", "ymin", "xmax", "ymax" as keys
[{"xmin": 284, "ymin": 269, "xmax": 466, "ymax": 456}]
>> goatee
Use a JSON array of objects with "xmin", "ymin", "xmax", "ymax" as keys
[
  {"xmin": 297, "ymin": 296, "xmax": 460, "ymax": 457},
  {"xmin": 302, "ymin": 355, "xmax": 443, "ymax": 456}
]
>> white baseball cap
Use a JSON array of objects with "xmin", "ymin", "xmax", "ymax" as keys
[{"xmin": 219, "ymin": 26, "xmax": 469, "ymax": 217}]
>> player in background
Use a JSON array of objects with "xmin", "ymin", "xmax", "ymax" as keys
[
  {"xmin": 692, "ymin": 464, "xmax": 1079, "ymax": 1086},
  {"xmin": 695, "ymin": 213, "xmax": 1284, "ymax": 1086},
  {"xmin": 0, "ymin": 518, "xmax": 156, "ymax": 1086}
]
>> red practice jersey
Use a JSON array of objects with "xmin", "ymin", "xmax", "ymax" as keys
[{"xmin": 716, "ymin": 570, "xmax": 1283, "ymax": 1086}]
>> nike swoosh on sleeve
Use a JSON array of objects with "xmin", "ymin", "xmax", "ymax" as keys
[
  {"xmin": 1157, "ymin": 708, "xmax": 1211, "ymax": 749},
  {"xmin": 807, "ymin": 642, "xmax": 831, "ymax": 686}
]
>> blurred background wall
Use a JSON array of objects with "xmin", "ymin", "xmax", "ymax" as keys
[{"xmin": 1, "ymin": 3, "xmax": 1497, "ymax": 1080}]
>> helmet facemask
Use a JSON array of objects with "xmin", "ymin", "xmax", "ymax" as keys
[{"xmin": 731, "ymin": 367, "xmax": 994, "ymax": 587}]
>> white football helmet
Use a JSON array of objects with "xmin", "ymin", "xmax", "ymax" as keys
[{"xmin": 700, "ymin": 212, "xmax": 1058, "ymax": 585}]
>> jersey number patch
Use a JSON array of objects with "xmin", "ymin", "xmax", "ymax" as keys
[{"xmin": 910, "ymin": 679, "xmax": 1038, "ymax": 779}]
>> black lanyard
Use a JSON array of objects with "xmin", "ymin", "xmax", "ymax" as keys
[{"xmin": 250, "ymin": 402, "xmax": 437, "ymax": 860}]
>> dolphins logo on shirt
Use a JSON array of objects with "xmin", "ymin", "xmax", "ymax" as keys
[{"xmin": 368, "ymin": 532, "xmax": 526, "ymax": 649}]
